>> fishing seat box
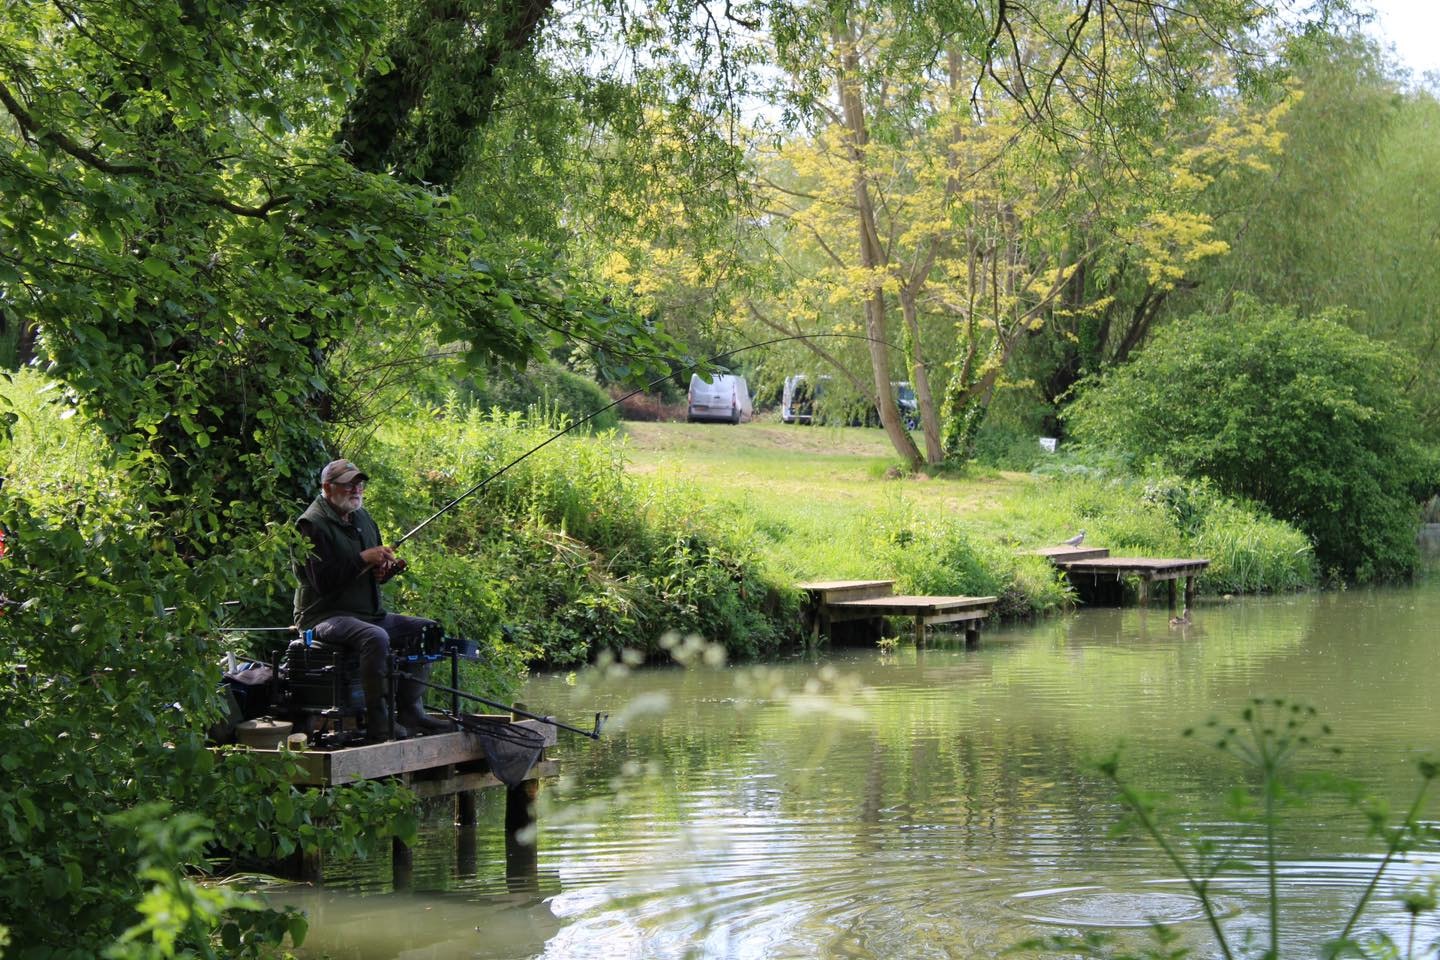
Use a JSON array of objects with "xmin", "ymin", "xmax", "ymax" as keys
[{"xmin": 279, "ymin": 639, "xmax": 364, "ymax": 720}]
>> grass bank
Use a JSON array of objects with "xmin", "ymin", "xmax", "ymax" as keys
[{"xmin": 620, "ymin": 420, "xmax": 1317, "ymax": 602}]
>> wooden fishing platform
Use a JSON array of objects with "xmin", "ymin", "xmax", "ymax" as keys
[
  {"xmin": 239, "ymin": 715, "xmax": 558, "ymax": 884},
  {"xmin": 798, "ymin": 579, "xmax": 998, "ymax": 647},
  {"xmin": 1028, "ymin": 545, "xmax": 1112, "ymax": 563},
  {"xmin": 247, "ymin": 716, "xmax": 558, "ymax": 789},
  {"xmin": 1028, "ymin": 547, "xmax": 1209, "ymax": 613}
]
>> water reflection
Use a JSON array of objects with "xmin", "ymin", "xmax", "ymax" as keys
[
  {"xmin": 280, "ymin": 586, "xmax": 1440, "ymax": 959},
  {"xmin": 282, "ymin": 886, "xmax": 563, "ymax": 959}
]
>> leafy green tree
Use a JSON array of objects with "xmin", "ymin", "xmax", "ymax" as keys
[
  {"xmin": 1065, "ymin": 298, "xmax": 1436, "ymax": 580},
  {"xmin": 0, "ymin": 0, "xmax": 696, "ymax": 520},
  {"xmin": 0, "ymin": 377, "xmax": 426, "ymax": 956},
  {"xmin": 736, "ymin": 3, "xmax": 1289, "ymax": 466},
  {"xmin": 1029, "ymin": 88, "xmax": 1298, "ymax": 432},
  {"xmin": 1170, "ymin": 30, "xmax": 1440, "ymax": 439},
  {"xmin": 0, "ymin": 2, "xmax": 681, "ymax": 954}
]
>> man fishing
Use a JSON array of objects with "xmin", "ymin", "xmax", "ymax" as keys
[{"xmin": 292, "ymin": 459, "xmax": 453, "ymax": 742}]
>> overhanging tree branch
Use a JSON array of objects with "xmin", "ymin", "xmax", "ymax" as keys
[
  {"xmin": 0, "ymin": 78, "xmax": 294, "ymax": 217},
  {"xmin": 0, "ymin": 78, "xmax": 146, "ymax": 175}
]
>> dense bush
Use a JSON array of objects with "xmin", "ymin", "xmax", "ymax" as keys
[
  {"xmin": 0, "ymin": 372, "xmax": 411, "ymax": 958},
  {"xmin": 365, "ymin": 402, "xmax": 803, "ymax": 666},
  {"xmin": 1065, "ymin": 300, "xmax": 1435, "ymax": 581},
  {"xmin": 462, "ymin": 362, "xmax": 619, "ymax": 433}
]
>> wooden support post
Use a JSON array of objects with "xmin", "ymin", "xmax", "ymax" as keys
[
  {"xmin": 505, "ymin": 780, "xmax": 537, "ymax": 838},
  {"xmin": 1168, "ymin": 579, "xmax": 1178, "ymax": 616},
  {"xmin": 1137, "ymin": 577, "xmax": 1149, "ymax": 608},
  {"xmin": 1184, "ymin": 575, "xmax": 1196, "ymax": 610},
  {"xmin": 965, "ymin": 624, "xmax": 981, "ymax": 649},
  {"xmin": 456, "ymin": 810, "xmax": 477, "ymax": 879},
  {"xmin": 456, "ymin": 826, "xmax": 477, "ymax": 878},
  {"xmin": 505, "ymin": 701, "xmax": 540, "ymax": 876},
  {"xmin": 806, "ymin": 600, "xmax": 822, "ymax": 648},
  {"xmin": 453, "ymin": 775, "xmax": 479, "ymax": 880},
  {"xmin": 392, "ymin": 834, "xmax": 413, "ymax": 890},
  {"xmin": 505, "ymin": 779, "xmax": 539, "ymax": 880},
  {"xmin": 913, "ymin": 618, "xmax": 927, "ymax": 649},
  {"xmin": 456, "ymin": 790, "xmax": 477, "ymax": 827},
  {"xmin": 450, "ymin": 650, "xmax": 461, "ymax": 718},
  {"xmin": 292, "ymin": 845, "xmax": 323, "ymax": 884}
]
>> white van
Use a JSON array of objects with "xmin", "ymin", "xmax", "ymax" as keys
[
  {"xmin": 783, "ymin": 374, "xmax": 917, "ymax": 428},
  {"xmin": 781, "ymin": 374, "xmax": 821, "ymax": 423},
  {"xmin": 687, "ymin": 373, "xmax": 752, "ymax": 424}
]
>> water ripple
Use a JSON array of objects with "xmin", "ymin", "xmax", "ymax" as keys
[{"xmin": 1006, "ymin": 884, "xmax": 1224, "ymax": 927}]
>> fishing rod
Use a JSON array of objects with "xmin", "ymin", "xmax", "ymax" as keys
[
  {"xmin": 407, "ymin": 672, "xmax": 606, "ymax": 741},
  {"xmin": 226, "ymin": 333, "xmax": 896, "ymax": 625},
  {"xmin": 393, "ymin": 332, "xmax": 898, "ymax": 548}
]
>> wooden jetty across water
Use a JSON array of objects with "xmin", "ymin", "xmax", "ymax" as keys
[
  {"xmin": 798, "ymin": 579, "xmax": 998, "ymax": 648},
  {"xmin": 1030, "ymin": 546, "xmax": 1210, "ymax": 614},
  {"xmin": 239, "ymin": 714, "xmax": 558, "ymax": 886}
]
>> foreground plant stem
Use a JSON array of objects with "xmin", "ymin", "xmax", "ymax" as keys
[
  {"xmin": 1109, "ymin": 773, "xmax": 1236, "ymax": 960},
  {"xmin": 1335, "ymin": 775, "xmax": 1434, "ymax": 948}
]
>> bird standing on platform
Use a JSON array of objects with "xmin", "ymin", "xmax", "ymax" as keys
[{"xmin": 1061, "ymin": 529, "xmax": 1086, "ymax": 547}]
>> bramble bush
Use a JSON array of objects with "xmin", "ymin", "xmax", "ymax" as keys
[{"xmin": 1065, "ymin": 299, "xmax": 1437, "ymax": 581}]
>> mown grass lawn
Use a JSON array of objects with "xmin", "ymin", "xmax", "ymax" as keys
[
  {"xmin": 618, "ymin": 419, "xmax": 1045, "ymax": 582},
  {"xmin": 622, "ymin": 415, "xmax": 1030, "ymax": 499}
]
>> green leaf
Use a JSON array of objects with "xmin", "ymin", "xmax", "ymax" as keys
[{"xmin": 288, "ymin": 913, "xmax": 309, "ymax": 947}]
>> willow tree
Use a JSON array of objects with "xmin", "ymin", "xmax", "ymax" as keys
[{"xmin": 1179, "ymin": 30, "xmax": 1440, "ymax": 440}]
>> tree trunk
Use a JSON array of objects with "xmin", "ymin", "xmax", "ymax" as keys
[
  {"xmin": 833, "ymin": 15, "xmax": 922, "ymax": 468},
  {"xmin": 898, "ymin": 288, "xmax": 944, "ymax": 462},
  {"xmin": 0, "ymin": 307, "xmax": 35, "ymax": 368},
  {"xmin": 338, "ymin": 0, "xmax": 553, "ymax": 187}
]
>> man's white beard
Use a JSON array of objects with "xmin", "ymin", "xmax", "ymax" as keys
[{"xmin": 326, "ymin": 491, "xmax": 363, "ymax": 516}]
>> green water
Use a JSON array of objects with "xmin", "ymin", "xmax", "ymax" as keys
[{"xmin": 284, "ymin": 585, "xmax": 1440, "ymax": 959}]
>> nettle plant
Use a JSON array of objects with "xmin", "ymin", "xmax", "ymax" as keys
[{"xmin": 1021, "ymin": 699, "xmax": 1439, "ymax": 960}]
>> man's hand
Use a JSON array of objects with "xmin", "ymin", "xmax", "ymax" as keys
[
  {"xmin": 359, "ymin": 545, "xmax": 396, "ymax": 568},
  {"xmin": 361, "ymin": 545, "xmax": 406, "ymax": 583},
  {"xmin": 376, "ymin": 557, "xmax": 407, "ymax": 584}
]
